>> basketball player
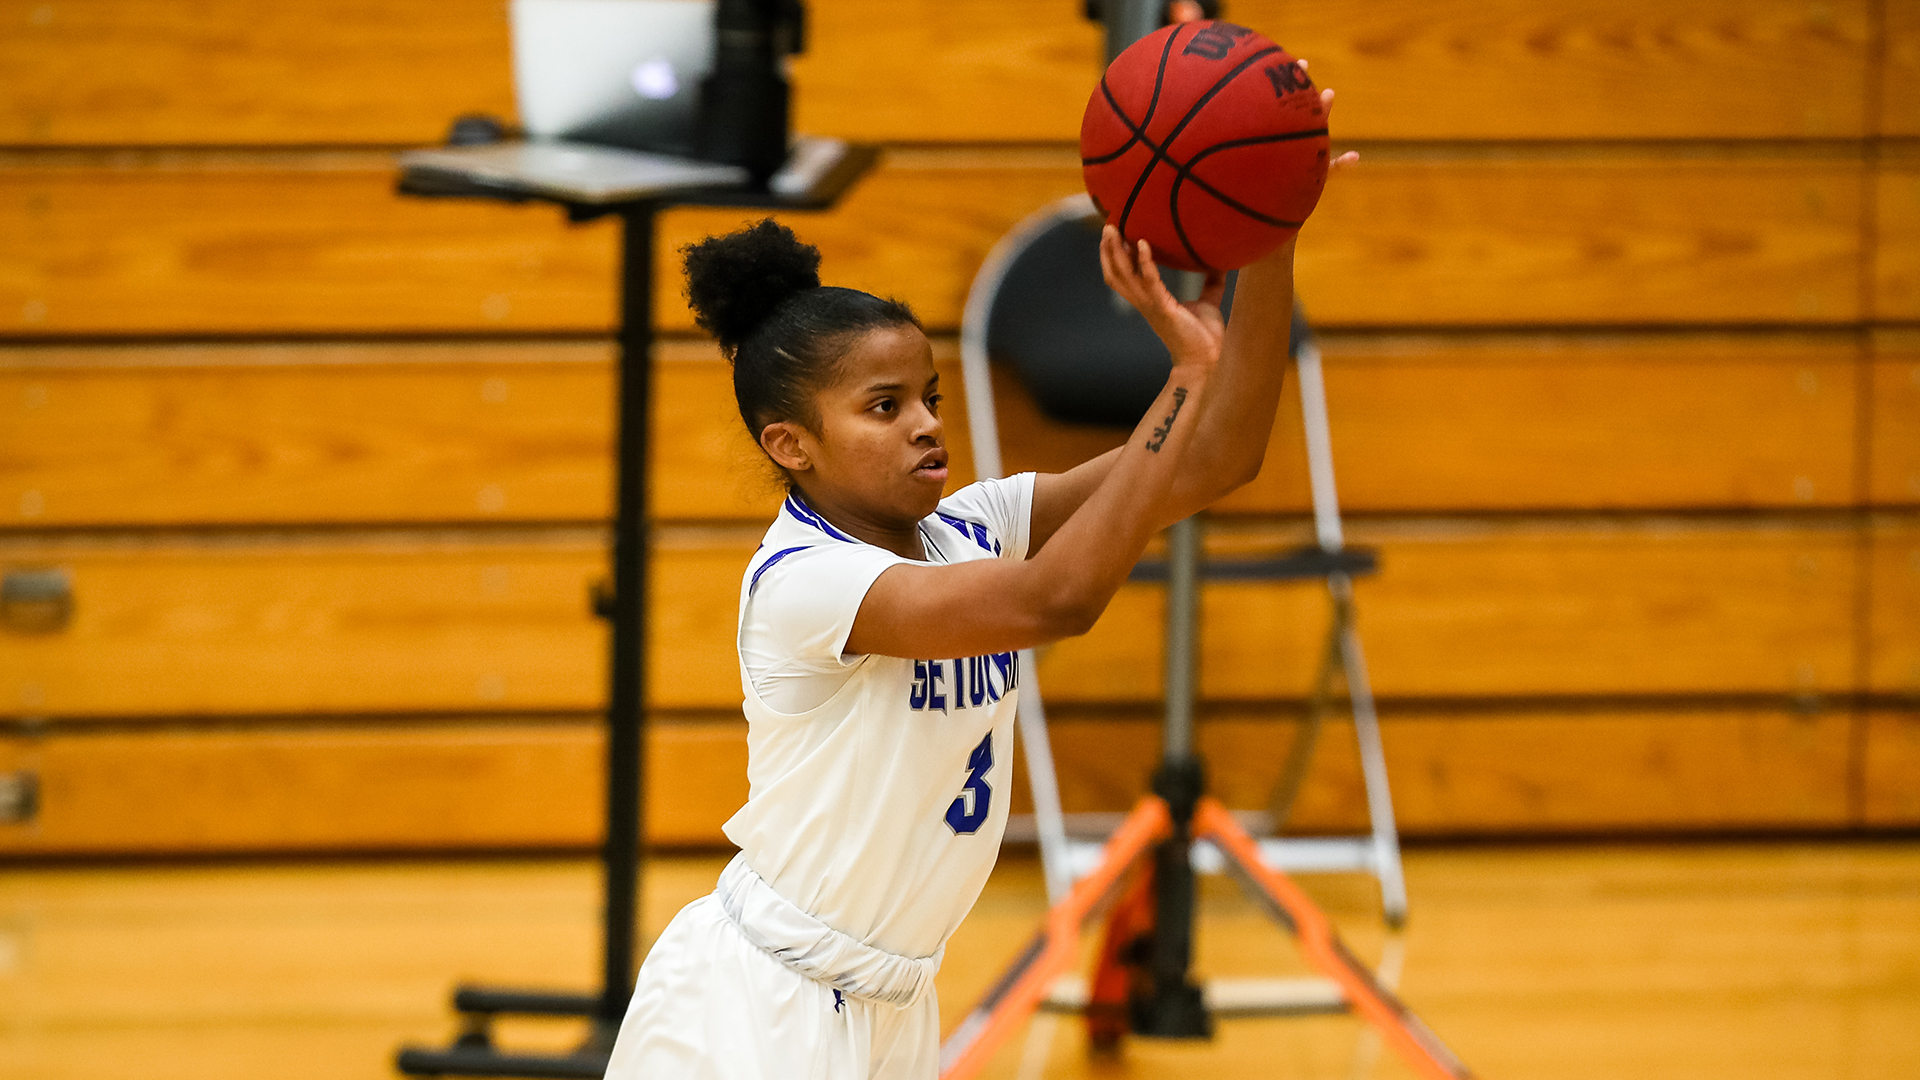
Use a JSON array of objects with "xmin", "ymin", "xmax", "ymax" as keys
[{"xmin": 607, "ymin": 85, "xmax": 1353, "ymax": 1080}]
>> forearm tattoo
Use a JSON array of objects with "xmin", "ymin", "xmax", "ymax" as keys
[{"xmin": 1144, "ymin": 386, "xmax": 1189, "ymax": 453}]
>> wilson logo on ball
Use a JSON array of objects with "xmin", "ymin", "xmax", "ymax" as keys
[
  {"xmin": 1080, "ymin": 20, "xmax": 1330, "ymax": 273},
  {"xmin": 1180, "ymin": 21, "xmax": 1253, "ymax": 60}
]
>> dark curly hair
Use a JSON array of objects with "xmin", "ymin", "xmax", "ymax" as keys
[{"xmin": 682, "ymin": 219, "xmax": 920, "ymax": 448}]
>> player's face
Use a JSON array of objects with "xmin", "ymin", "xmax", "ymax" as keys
[{"xmin": 802, "ymin": 323, "xmax": 948, "ymax": 525}]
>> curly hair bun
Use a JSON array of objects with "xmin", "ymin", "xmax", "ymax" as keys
[{"xmin": 681, "ymin": 219, "xmax": 822, "ymax": 353}]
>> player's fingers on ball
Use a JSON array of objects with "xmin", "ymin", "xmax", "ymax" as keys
[
  {"xmin": 1136, "ymin": 248, "xmax": 1178, "ymax": 309},
  {"xmin": 1135, "ymin": 239, "xmax": 1161, "ymax": 282},
  {"xmin": 1103, "ymin": 227, "xmax": 1140, "ymax": 281},
  {"xmin": 1332, "ymin": 150, "xmax": 1361, "ymax": 169},
  {"xmin": 1098, "ymin": 227, "xmax": 1131, "ymax": 288}
]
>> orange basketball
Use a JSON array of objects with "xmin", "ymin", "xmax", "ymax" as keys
[{"xmin": 1080, "ymin": 20, "xmax": 1330, "ymax": 273}]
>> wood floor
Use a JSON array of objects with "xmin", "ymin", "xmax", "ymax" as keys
[{"xmin": 1, "ymin": 841, "xmax": 1915, "ymax": 1080}]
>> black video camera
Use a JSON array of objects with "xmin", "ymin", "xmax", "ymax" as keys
[{"xmin": 697, "ymin": 0, "xmax": 806, "ymax": 184}]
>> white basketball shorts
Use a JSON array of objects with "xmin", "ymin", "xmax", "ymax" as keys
[{"xmin": 605, "ymin": 895, "xmax": 942, "ymax": 1080}]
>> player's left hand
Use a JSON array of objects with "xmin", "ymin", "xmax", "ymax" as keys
[{"xmin": 1099, "ymin": 224, "xmax": 1226, "ymax": 371}]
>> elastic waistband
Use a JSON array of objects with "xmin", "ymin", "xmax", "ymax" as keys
[{"xmin": 713, "ymin": 854, "xmax": 942, "ymax": 1009}]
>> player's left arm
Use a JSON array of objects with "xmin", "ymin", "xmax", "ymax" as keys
[{"xmin": 1029, "ymin": 79, "xmax": 1353, "ymax": 554}]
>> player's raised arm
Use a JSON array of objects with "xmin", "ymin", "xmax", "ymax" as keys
[{"xmin": 1027, "ymin": 78, "xmax": 1358, "ymax": 554}]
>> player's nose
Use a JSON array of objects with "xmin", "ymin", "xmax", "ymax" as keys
[{"xmin": 910, "ymin": 401, "xmax": 943, "ymax": 442}]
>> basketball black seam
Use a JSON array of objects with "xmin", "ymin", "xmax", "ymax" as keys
[
  {"xmin": 1166, "ymin": 116, "xmax": 1319, "ymax": 270},
  {"xmin": 1167, "ymin": 185, "xmax": 1211, "ymax": 271},
  {"xmin": 1104, "ymin": 78, "xmax": 1281, "ymax": 263},
  {"xmin": 1171, "ymin": 128, "xmax": 1326, "ymax": 229},
  {"xmin": 1151, "ymin": 44, "xmax": 1287, "ymax": 175},
  {"xmin": 1104, "ymin": 87, "xmax": 1318, "ymax": 224},
  {"xmin": 1116, "ymin": 23, "xmax": 1207, "ymax": 236},
  {"xmin": 1139, "ymin": 29, "xmax": 1180, "ymax": 145},
  {"xmin": 1080, "ymin": 79, "xmax": 1135, "ymax": 165},
  {"xmin": 1081, "ymin": 30, "xmax": 1181, "ymax": 171},
  {"xmin": 1113, "ymin": 42, "xmax": 1286, "ymax": 247},
  {"xmin": 1101, "ymin": 76, "xmax": 1319, "ymax": 251}
]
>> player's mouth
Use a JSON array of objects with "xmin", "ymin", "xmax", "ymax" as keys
[{"xmin": 912, "ymin": 448, "xmax": 949, "ymax": 484}]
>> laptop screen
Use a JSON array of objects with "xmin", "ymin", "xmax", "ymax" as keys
[{"xmin": 512, "ymin": 0, "xmax": 714, "ymax": 156}]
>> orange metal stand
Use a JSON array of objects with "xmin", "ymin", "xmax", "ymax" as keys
[{"xmin": 938, "ymin": 796, "xmax": 1471, "ymax": 1080}]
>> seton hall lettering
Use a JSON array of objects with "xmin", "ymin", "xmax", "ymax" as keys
[{"xmin": 909, "ymin": 652, "xmax": 1019, "ymax": 712}]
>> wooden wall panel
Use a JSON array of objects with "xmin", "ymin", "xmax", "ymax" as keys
[
  {"xmin": 1341, "ymin": 708, "xmax": 1852, "ymax": 831},
  {"xmin": 0, "ymin": 344, "xmax": 619, "ymax": 527},
  {"xmin": 1300, "ymin": 153, "xmax": 1864, "ymax": 326},
  {"xmin": 1, "ymin": 520, "xmax": 1863, "ymax": 717},
  {"xmin": 0, "ymin": 157, "xmax": 622, "ymax": 335},
  {"xmin": 1, "ymin": 333, "xmax": 1859, "ymax": 528},
  {"xmin": 1863, "ymin": 711, "xmax": 1920, "ymax": 826},
  {"xmin": 1041, "ymin": 707, "xmax": 1853, "ymax": 833},
  {"xmin": 1872, "ymin": 330, "xmax": 1920, "ymax": 506},
  {"xmin": 661, "ymin": 522, "xmax": 1862, "ymax": 708},
  {"xmin": 1876, "ymin": 148, "xmax": 1920, "ymax": 320},
  {"xmin": 0, "ymin": 152, "xmax": 1865, "ymax": 338},
  {"xmin": 0, "ymin": 533, "xmax": 610, "ymax": 719},
  {"xmin": 0, "ymin": 718, "xmax": 746, "ymax": 854},
  {"xmin": 0, "ymin": 0, "xmax": 1901, "ymax": 851},
  {"xmin": 0, "ymin": 0, "xmax": 1870, "ymax": 145},
  {"xmin": 1220, "ymin": 332, "xmax": 1863, "ymax": 513},
  {"xmin": 1885, "ymin": 0, "xmax": 1920, "ymax": 137},
  {"xmin": 807, "ymin": 0, "xmax": 1877, "ymax": 142},
  {"xmin": 1042, "ymin": 520, "xmax": 1861, "ymax": 702},
  {"xmin": 1240, "ymin": 0, "xmax": 1873, "ymax": 141},
  {"xmin": 0, "ymin": 0, "xmax": 516, "ymax": 146},
  {"xmin": 0, "ymin": 705, "xmax": 1857, "ymax": 856},
  {"xmin": 0, "ymin": 344, "xmax": 979, "ymax": 527},
  {"xmin": 1870, "ymin": 517, "xmax": 1920, "ymax": 696}
]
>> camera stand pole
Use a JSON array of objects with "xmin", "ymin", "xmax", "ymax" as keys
[
  {"xmin": 1135, "ymin": 515, "xmax": 1212, "ymax": 1037},
  {"xmin": 394, "ymin": 200, "xmax": 662, "ymax": 1079}
]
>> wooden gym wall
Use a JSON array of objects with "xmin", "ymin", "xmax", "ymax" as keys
[{"xmin": 0, "ymin": 0, "xmax": 1916, "ymax": 854}]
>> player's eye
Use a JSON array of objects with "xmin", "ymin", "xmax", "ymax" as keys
[
  {"xmin": 872, "ymin": 398, "xmax": 896, "ymax": 414},
  {"xmin": 927, "ymin": 393, "xmax": 943, "ymax": 414}
]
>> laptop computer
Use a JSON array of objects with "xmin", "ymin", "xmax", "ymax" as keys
[
  {"xmin": 513, "ymin": 0, "xmax": 712, "ymax": 158},
  {"xmin": 402, "ymin": 0, "xmax": 863, "ymax": 205}
]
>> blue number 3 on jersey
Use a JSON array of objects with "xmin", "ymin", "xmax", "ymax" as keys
[{"xmin": 944, "ymin": 733, "xmax": 993, "ymax": 834}]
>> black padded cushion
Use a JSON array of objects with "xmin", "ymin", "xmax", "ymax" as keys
[{"xmin": 986, "ymin": 213, "xmax": 1243, "ymax": 428}]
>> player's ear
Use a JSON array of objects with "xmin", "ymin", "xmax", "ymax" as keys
[{"xmin": 759, "ymin": 421, "xmax": 812, "ymax": 473}]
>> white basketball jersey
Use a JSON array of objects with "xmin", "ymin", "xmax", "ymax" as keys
[{"xmin": 723, "ymin": 474, "xmax": 1037, "ymax": 961}]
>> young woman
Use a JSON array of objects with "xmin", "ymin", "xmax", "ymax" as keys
[{"xmin": 608, "ymin": 81, "xmax": 1351, "ymax": 1080}]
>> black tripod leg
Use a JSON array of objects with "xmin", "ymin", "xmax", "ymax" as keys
[
  {"xmin": 1131, "ymin": 516, "xmax": 1211, "ymax": 1038},
  {"xmin": 1132, "ymin": 756, "xmax": 1212, "ymax": 1038}
]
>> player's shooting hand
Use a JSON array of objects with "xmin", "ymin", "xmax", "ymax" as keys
[{"xmin": 1099, "ymin": 224, "xmax": 1226, "ymax": 371}]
